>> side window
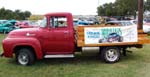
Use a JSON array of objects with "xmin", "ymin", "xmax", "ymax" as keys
[{"xmin": 50, "ymin": 16, "xmax": 67, "ymax": 28}]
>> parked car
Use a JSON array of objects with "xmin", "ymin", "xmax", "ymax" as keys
[
  {"xmin": 78, "ymin": 20, "xmax": 89, "ymax": 25},
  {"xmin": 130, "ymin": 20, "xmax": 150, "ymax": 33},
  {"xmin": 0, "ymin": 20, "xmax": 16, "ymax": 33},
  {"xmin": 144, "ymin": 18, "xmax": 150, "ymax": 23},
  {"xmin": 73, "ymin": 19, "xmax": 80, "ymax": 26},
  {"xmin": 106, "ymin": 20, "xmax": 150, "ymax": 33},
  {"xmin": 106, "ymin": 21, "xmax": 133, "ymax": 26},
  {"xmin": 87, "ymin": 19, "xmax": 94, "ymax": 25},
  {"xmin": 15, "ymin": 21, "xmax": 38, "ymax": 28}
]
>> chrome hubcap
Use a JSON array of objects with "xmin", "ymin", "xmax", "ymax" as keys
[
  {"xmin": 18, "ymin": 52, "xmax": 29, "ymax": 65},
  {"xmin": 106, "ymin": 49, "xmax": 118, "ymax": 62}
]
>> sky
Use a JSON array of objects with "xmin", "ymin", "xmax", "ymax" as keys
[{"xmin": 0, "ymin": 0, "xmax": 115, "ymax": 15}]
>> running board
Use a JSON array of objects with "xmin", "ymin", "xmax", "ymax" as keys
[{"xmin": 44, "ymin": 54, "xmax": 74, "ymax": 58}]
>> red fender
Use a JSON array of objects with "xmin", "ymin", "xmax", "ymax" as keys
[{"xmin": 3, "ymin": 37, "xmax": 43, "ymax": 59}]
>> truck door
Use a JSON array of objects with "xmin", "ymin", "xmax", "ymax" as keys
[{"xmin": 45, "ymin": 16, "xmax": 74, "ymax": 54}]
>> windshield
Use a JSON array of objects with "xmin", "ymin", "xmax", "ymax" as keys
[
  {"xmin": 0, "ymin": 20, "xmax": 8, "ymax": 24},
  {"xmin": 107, "ymin": 21, "xmax": 134, "ymax": 26},
  {"xmin": 120, "ymin": 21, "xmax": 134, "ymax": 26},
  {"xmin": 40, "ymin": 17, "xmax": 47, "ymax": 27},
  {"xmin": 125, "ymin": 22, "xmax": 133, "ymax": 25}
]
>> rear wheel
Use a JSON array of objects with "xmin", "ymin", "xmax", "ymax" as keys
[
  {"xmin": 100, "ymin": 47, "xmax": 121, "ymax": 63},
  {"xmin": 16, "ymin": 48, "xmax": 35, "ymax": 66}
]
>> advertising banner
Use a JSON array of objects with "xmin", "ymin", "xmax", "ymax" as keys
[{"xmin": 84, "ymin": 25, "xmax": 137, "ymax": 44}]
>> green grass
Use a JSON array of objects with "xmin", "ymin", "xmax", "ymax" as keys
[
  {"xmin": 0, "ymin": 34, "xmax": 150, "ymax": 77},
  {"xmin": 0, "ymin": 34, "xmax": 6, "ymax": 52},
  {"xmin": 148, "ymin": 36, "xmax": 150, "ymax": 39}
]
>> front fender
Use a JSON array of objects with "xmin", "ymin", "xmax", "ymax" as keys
[{"xmin": 2, "ymin": 37, "xmax": 43, "ymax": 59}]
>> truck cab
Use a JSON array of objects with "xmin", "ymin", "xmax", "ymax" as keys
[{"xmin": 39, "ymin": 12, "xmax": 75, "ymax": 55}]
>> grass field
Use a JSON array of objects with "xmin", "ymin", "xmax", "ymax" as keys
[{"xmin": 0, "ymin": 34, "xmax": 150, "ymax": 77}]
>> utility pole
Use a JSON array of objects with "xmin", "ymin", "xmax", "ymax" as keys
[{"xmin": 138, "ymin": 0, "xmax": 144, "ymax": 30}]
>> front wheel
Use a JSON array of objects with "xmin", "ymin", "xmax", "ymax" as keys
[
  {"xmin": 16, "ymin": 48, "xmax": 35, "ymax": 66},
  {"xmin": 100, "ymin": 47, "xmax": 121, "ymax": 63}
]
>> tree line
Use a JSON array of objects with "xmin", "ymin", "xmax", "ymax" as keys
[
  {"xmin": 97, "ymin": 0, "xmax": 150, "ymax": 17},
  {"xmin": 0, "ymin": 7, "xmax": 31, "ymax": 20}
]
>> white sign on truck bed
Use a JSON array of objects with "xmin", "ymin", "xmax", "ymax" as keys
[{"xmin": 84, "ymin": 25, "xmax": 137, "ymax": 44}]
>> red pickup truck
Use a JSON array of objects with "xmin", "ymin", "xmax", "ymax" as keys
[{"xmin": 1, "ymin": 12, "xmax": 150, "ymax": 66}]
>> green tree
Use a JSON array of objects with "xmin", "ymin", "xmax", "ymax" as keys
[
  {"xmin": 0, "ymin": 8, "xmax": 32, "ymax": 20},
  {"xmin": 0, "ymin": 7, "xmax": 6, "ymax": 19},
  {"xmin": 97, "ymin": 0, "xmax": 138, "ymax": 17},
  {"xmin": 115, "ymin": 0, "xmax": 137, "ymax": 17},
  {"xmin": 5, "ymin": 9, "xmax": 14, "ymax": 19},
  {"xmin": 145, "ymin": 0, "xmax": 150, "ymax": 11},
  {"xmin": 24, "ymin": 11, "xmax": 31, "ymax": 18},
  {"xmin": 97, "ymin": 3, "xmax": 116, "ymax": 16}
]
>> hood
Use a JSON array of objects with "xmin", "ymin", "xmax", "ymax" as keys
[{"xmin": 8, "ymin": 28, "xmax": 40, "ymax": 38}]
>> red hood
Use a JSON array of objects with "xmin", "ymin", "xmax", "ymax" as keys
[{"xmin": 8, "ymin": 28, "xmax": 40, "ymax": 38}]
